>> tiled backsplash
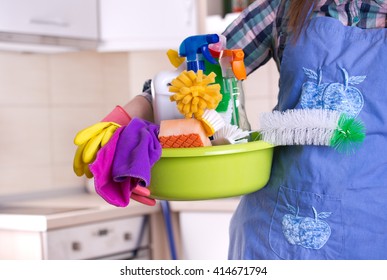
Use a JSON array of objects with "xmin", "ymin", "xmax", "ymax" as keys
[{"xmin": 0, "ymin": 50, "xmax": 278, "ymax": 197}]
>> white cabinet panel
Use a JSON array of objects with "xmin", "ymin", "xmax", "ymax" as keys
[
  {"xmin": 0, "ymin": 0, "xmax": 98, "ymax": 39},
  {"xmin": 0, "ymin": 0, "xmax": 199, "ymax": 52},
  {"xmin": 98, "ymin": 0, "xmax": 198, "ymax": 51},
  {"xmin": 46, "ymin": 216, "xmax": 148, "ymax": 260},
  {"xmin": 179, "ymin": 212, "xmax": 232, "ymax": 259}
]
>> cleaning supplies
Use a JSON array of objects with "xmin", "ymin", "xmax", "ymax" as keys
[
  {"xmin": 89, "ymin": 126, "xmax": 129, "ymax": 207},
  {"xmin": 158, "ymin": 118, "xmax": 212, "ymax": 148},
  {"xmin": 151, "ymin": 50, "xmax": 186, "ymax": 124},
  {"xmin": 112, "ymin": 118, "xmax": 162, "ymax": 184},
  {"xmin": 259, "ymin": 109, "xmax": 365, "ymax": 153},
  {"xmin": 199, "ymin": 109, "xmax": 225, "ymax": 137},
  {"xmin": 89, "ymin": 118, "xmax": 161, "ymax": 207},
  {"xmin": 73, "ymin": 106, "xmax": 132, "ymax": 178},
  {"xmin": 219, "ymin": 49, "xmax": 251, "ymax": 131},
  {"xmin": 73, "ymin": 122, "xmax": 121, "ymax": 178},
  {"xmin": 149, "ymin": 141, "xmax": 274, "ymax": 200},
  {"xmin": 166, "ymin": 49, "xmax": 185, "ymax": 68},
  {"xmin": 169, "ymin": 70, "xmax": 222, "ymax": 119},
  {"xmin": 152, "ymin": 34, "xmax": 220, "ymax": 124},
  {"xmin": 178, "ymin": 34, "xmax": 219, "ymax": 72},
  {"xmin": 212, "ymin": 123, "xmax": 251, "ymax": 145},
  {"xmin": 205, "ymin": 35, "xmax": 230, "ymax": 113}
]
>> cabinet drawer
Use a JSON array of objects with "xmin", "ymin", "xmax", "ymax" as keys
[
  {"xmin": 46, "ymin": 216, "xmax": 149, "ymax": 260},
  {"xmin": 98, "ymin": 0, "xmax": 198, "ymax": 51},
  {"xmin": 0, "ymin": 0, "xmax": 98, "ymax": 39}
]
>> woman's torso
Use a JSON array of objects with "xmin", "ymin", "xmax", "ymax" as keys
[{"xmin": 223, "ymin": 0, "xmax": 387, "ymax": 73}]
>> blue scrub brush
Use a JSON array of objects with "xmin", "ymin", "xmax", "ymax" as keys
[{"xmin": 259, "ymin": 109, "xmax": 365, "ymax": 154}]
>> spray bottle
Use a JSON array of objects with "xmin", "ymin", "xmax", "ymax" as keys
[
  {"xmin": 152, "ymin": 34, "xmax": 220, "ymax": 124},
  {"xmin": 151, "ymin": 49, "xmax": 185, "ymax": 124},
  {"xmin": 178, "ymin": 34, "xmax": 219, "ymax": 72},
  {"xmin": 205, "ymin": 34, "xmax": 230, "ymax": 114},
  {"xmin": 219, "ymin": 49, "xmax": 251, "ymax": 131}
]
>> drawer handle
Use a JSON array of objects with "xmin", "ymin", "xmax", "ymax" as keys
[
  {"xmin": 124, "ymin": 232, "xmax": 132, "ymax": 241},
  {"xmin": 97, "ymin": 229, "xmax": 109, "ymax": 236},
  {"xmin": 30, "ymin": 17, "xmax": 69, "ymax": 27},
  {"xmin": 72, "ymin": 241, "xmax": 81, "ymax": 251}
]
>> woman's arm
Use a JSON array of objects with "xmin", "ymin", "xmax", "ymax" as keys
[
  {"xmin": 121, "ymin": 95, "xmax": 154, "ymax": 123},
  {"xmin": 222, "ymin": 0, "xmax": 282, "ymax": 74}
]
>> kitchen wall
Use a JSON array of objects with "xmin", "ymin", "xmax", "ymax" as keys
[
  {"xmin": 0, "ymin": 50, "xmax": 171, "ymax": 197},
  {"xmin": 0, "ymin": 50, "xmax": 278, "ymax": 197}
]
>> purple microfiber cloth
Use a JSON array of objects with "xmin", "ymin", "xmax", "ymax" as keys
[
  {"xmin": 112, "ymin": 118, "xmax": 161, "ymax": 186},
  {"xmin": 89, "ymin": 118, "xmax": 161, "ymax": 207},
  {"xmin": 89, "ymin": 126, "xmax": 130, "ymax": 207}
]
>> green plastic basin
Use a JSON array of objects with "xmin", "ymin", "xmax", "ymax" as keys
[{"xmin": 149, "ymin": 140, "xmax": 274, "ymax": 200}]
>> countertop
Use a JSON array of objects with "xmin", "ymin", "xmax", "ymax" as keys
[
  {"xmin": 0, "ymin": 191, "xmax": 240, "ymax": 232},
  {"xmin": 0, "ymin": 192, "xmax": 159, "ymax": 231}
]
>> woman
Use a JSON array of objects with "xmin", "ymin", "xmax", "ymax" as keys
[{"xmin": 224, "ymin": 0, "xmax": 387, "ymax": 259}]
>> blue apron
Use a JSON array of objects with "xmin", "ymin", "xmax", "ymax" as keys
[{"xmin": 228, "ymin": 16, "xmax": 387, "ymax": 260}]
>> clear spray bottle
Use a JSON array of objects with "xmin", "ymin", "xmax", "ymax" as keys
[{"xmin": 219, "ymin": 49, "xmax": 251, "ymax": 131}]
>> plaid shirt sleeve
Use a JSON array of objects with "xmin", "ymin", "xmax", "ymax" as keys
[
  {"xmin": 222, "ymin": 0, "xmax": 387, "ymax": 76},
  {"xmin": 222, "ymin": 0, "xmax": 283, "ymax": 75}
]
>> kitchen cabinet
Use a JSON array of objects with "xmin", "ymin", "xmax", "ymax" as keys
[
  {"xmin": 98, "ymin": 0, "xmax": 199, "ymax": 51},
  {"xmin": 0, "ymin": 0, "xmax": 99, "ymax": 51},
  {"xmin": 179, "ymin": 212, "xmax": 233, "ymax": 259},
  {"xmin": 45, "ymin": 216, "xmax": 149, "ymax": 260},
  {"xmin": 168, "ymin": 199, "xmax": 240, "ymax": 260},
  {"xmin": 0, "ymin": 193, "xmax": 166, "ymax": 260},
  {"xmin": 0, "ymin": 215, "xmax": 150, "ymax": 260},
  {"xmin": 0, "ymin": 0, "xmax": 199, "ymax": 52},
  {"xmin": 0, "ymin": 0, "xmax": 98, "ymax": 39}
]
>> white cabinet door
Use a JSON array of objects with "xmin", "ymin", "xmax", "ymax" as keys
[
  {"xmin": 179, "ymin": 212, "xmax": 233, "ymax": 259},
  {"xmin": 98, "ymin": 0, "xmax": 198, "ymax": 51},
  {"xmin": 0, "ymin": 0, "xmax": 98, "ymax": 39},
  {"xmin": 46, "ymin": 216, "xmax": 148, "ymax": 260}
]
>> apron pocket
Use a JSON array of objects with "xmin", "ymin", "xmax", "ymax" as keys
[{"xmin": 269, "ymin": 186, "xmax": 343, "ymax": 259}]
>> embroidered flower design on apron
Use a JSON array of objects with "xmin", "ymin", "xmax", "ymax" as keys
[
  {"xmin": 282, "ymin": 204, "xmax": 332, "ymax": 250},
  {"xmin": 300, "ymin": 67, "xmax": 365, "ymax": 117}
]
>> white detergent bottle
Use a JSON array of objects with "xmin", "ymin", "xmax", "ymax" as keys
[
  {"xmin": 151, "ymin": 34, "xmax": 220, "ymax": 124},
  {"xmin": 151, "ymin": 62, "xmax": 185, "ymax": 125}
]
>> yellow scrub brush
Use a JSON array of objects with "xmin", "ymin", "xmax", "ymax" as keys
[
  {"xmin": 259, "ymin": 109, "xmax": 366, "ymax": 154},
  {"xmin": 199, "ymin": 109, "xmax": 225, "ymax": 137},
  {"xmin": 169, "ymin": 70, "xmax": 222, "ymax": 119}
]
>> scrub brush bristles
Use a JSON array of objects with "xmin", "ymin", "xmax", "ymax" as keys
[
  {"xmin": 213, "ymin": 123, "xmax": 250, "ymax": 145},
  {"xmin": 199, "ymin": 109, "xmax": 225, "ymax": 137},
  {"xmin": 169, "ymin": 70, "xmax": 222, "ymax": 119},
  {"xmin": 330, "ymin": 114, "xmax": 366, "ymax": 154},
  {"xmin": 259, "ymin": 109, "xmax": 365, "ymax": 153},
  {"xmin": 260, "ymin": 109, "xmax": 340, "ymax": 146}
]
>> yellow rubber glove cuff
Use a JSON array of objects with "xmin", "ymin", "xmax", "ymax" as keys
[{"xmin": 73, "ymin": 122, "xmax": 120, "ymax": 178}]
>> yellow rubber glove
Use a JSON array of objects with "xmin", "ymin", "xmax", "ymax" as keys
[
  {"xmin": 73, "ymin": 122, "xmax": 120, "ymax": 178},
  {"xmin": 73, "ymin": 106, "xmax": 132, "ymax": 178}
]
